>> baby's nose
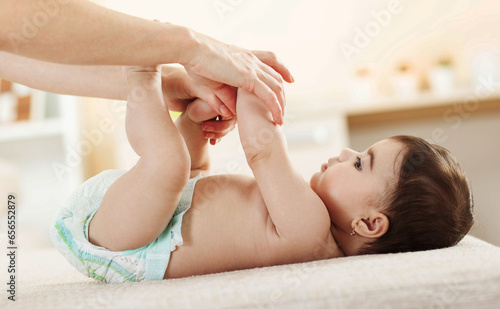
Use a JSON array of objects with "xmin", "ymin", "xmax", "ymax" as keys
[{"xmin": 339, "ymin": 148, "xmax": 356, "ymax": 162}]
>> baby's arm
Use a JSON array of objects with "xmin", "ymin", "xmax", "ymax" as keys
[{"xmin": 236, "ymin": 89, "xmax": 330, "ymax": 244}]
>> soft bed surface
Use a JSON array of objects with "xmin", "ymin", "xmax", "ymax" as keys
[{"xmin": 3, "ymin": 235, "xmax": 500, "ymax": 308}]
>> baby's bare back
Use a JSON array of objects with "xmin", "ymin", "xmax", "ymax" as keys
[{"xmin": 164, "ymin": 174, "xmax": 341, "ymax": 279}]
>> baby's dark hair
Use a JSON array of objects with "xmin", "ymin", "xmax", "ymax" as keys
[{"xmin": 358, "ymin": 135, "xmax": 474, "ymax": 255}]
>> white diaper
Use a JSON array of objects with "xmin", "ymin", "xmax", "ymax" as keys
[{"xmin": 51, "ymin": 169, "xmax": 201, "ymax": 283}]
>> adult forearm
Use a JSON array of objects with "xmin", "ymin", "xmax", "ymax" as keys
[
  {"xmin": 0, "ymin": 51, "xmax": 128, "ymax": 100},
  {"xmin": 0, "ymin": 52, "xmax": 195, "ymax": 112},
  {"xmin": 0, "ymin": 0, "xmax": 193, "ymax": 65}
]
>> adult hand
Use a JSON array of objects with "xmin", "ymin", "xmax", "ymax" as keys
[
  {"xmin": 160, "ymin": 65, "xmax": 236, "ymax": 116},
  {"xmin": 181, "ymin": 30, "xmax": 294, "ymax": 125},
  {"xmin": 160, "ymin": 66, "xmax": 237, "ymax": 145}
]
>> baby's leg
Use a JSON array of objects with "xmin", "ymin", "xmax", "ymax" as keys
[{"xmin": 88, "ymin": 66, "xmax": 190, "ymax": 251}]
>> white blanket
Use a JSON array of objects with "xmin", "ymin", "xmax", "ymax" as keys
[{"xmin": 3, "ymin": 235, "xmax": 500, "ymax": 308}]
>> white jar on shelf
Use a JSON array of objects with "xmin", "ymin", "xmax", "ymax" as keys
[
  {"xmin": 12, "ymin": 83, "xmax": 32, "ymax": 97},
  {"xmin": 391, "ymin": 62, "xmax": 419, "ymax": 99},
  {"xmin": 429, "ymin": 57, "xmax": 455, "ymax": 97},
  {"xmin": 392, "ymin": 74, "xmax": 419, "ymax": 99},
  {"xmin": 0, "ymin": 93, "xmax": 18, "ymax": 123},
  {"xmin": 348, "ymin": 66, "xmax": 375, "ymax": 105},
  {"xmin": 429, "ymin": 66, "xmax": 455, "ymax": 97},
  {"xmin": 470, "ymin": 50, "xmax": 500, "ymax": 89}
]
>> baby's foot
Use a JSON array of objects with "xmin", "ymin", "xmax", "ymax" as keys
[
  {"xmin": 123, "ymin": 65, "xmax": 162, "ymax": 86},
  {"xmin": 123, "ymin": 65, "xmax": 164, "ymax": 108},
  {"xmin": 186, "ymin": 98, "xmax": 236, "ymax": 145},
  {"xmin": 186, "ymin": 98, "xmax": 220, "ymax": 124}
]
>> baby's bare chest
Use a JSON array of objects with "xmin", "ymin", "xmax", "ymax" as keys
[
  {"xmin": 165, "ymin": 174, "xmax": 294, "ymax": 278},
  {"xmin": 188, "ymin": 174, "xmax": 271, "ymax": 251}
]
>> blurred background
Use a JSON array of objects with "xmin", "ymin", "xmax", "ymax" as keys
[{"xmin": 1, "ymin": 0, "xmax": 499, "ymax": 250}]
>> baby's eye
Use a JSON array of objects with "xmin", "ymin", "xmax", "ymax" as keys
[{"xmin": 354, "ymin": 157, "xmax": 362, "ymax": 171}]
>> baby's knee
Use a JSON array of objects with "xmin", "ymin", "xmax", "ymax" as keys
[
  {"xmin": 143, "ymin": 151, "xmax": 190, "ymax": 191},
  {"xmin": 168, "ymin": 155, "xmax": 191, "ymax": 189}
]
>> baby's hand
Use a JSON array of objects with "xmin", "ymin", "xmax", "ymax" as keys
[{"xmin": 186, "ymin": 98, "xmax": 237, "ymax": 145}]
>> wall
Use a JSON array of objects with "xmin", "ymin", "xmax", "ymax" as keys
[{"xmin": 96, "ymin": 0, "xmax": 500, "ymax": 99}]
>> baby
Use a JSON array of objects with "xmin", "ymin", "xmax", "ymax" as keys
[{"xmin": 51, "ymin": 65, "xmax": 474, "ymax": 283}]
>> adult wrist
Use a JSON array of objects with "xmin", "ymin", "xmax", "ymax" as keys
[
  {"xmin": 169, "ymin": 25, "xmax": 200, "ymax": 66},
  {"xmin": 160, "ymin": 65, "xmax": 183, "ymax": 90}
]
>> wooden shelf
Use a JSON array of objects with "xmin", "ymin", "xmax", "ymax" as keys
[
  {"xmin": 345, "ymin": 88, "xmax": 500, "ymax": 128},
  {"xmin": 0, "ymin": 118, "xmax": 63, "ymax": 143}
]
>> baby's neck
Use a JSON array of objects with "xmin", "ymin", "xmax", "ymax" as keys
[{"xmin": 330, "ymin": 224, "xmax": 365, "ymax": 256}]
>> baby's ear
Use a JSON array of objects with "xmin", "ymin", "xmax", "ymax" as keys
[{"xmin": 352, "ymin": 213, "xmax": 389, "ymax": 239}]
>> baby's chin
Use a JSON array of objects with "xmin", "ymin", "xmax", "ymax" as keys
[
  {"xmin": 309, "ymin": 175, "xmax": 315, "ymax": 188},
  {"xmin": 309, "ymin": 172, "xmax": 320, "ymax": 188}
]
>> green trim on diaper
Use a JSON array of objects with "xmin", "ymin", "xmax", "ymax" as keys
[
  {"xmin": 88, "ymin": 266, "xmax": 108, "ymax": 282},
  {"xmin": 54, "ymin": 223, "xmax": 136, "ymax": 283}
]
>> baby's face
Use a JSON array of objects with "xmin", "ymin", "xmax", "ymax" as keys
[{"xmin": 310, "ymin": 139, "xmax": 404, "ymax": 234}]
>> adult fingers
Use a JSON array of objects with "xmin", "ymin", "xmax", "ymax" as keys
[
  {"xmin": 193, "ymin": 86, "xmax": 234, "ymax": 118},
  {"xmin": 252, "ymin": 50, "xmax": 294, "ymax": 83},
  {"xmin": 257, "ymin": 59, "xmax": 287, "ymax": 113},
  {"xmin": 213, "ymin": 84, "xmax": 237, "ymax": 116},
  {"xmin": 247, "ymin": 78, "xmax": 283, "ymax": 125},
  {"xmin": 250, "ymin": 70, "xmax": 286, "ymax": 125},
  {"xmin": 186, "ymin": 75, "xmax": 228, "ymax": 117},
  {"xmin": 257, "ymin": 69, "xmax": 286, "ymax": 116},
  {"xmin": 257, "ymin": 55, "xmax": 284, "ymax": 85},
  {"xmin": 187, "ymin": 75, "xmax": 235, "ymax": 117}
]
